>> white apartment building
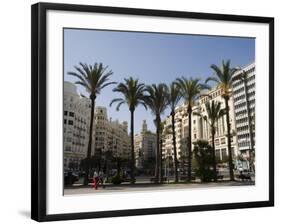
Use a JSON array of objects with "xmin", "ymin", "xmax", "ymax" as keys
[
  {"xmin": 63, "ymin": 81, "xmax": 92, "ymax": 170},
  {"xmin": 232, "ymin": 62, "xmax": 255, "ymax": 158},
  {"xmin": 134, "ymin": 120, "xmax": 157, "ymax": 169},
  {"xmin": 63, "ymin": 82, "xmax": 131, "ymax": 170}
]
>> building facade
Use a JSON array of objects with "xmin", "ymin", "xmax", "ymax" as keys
[
  {"xmin": 134, "ymin": 120, "xmax": 157, "ymax": 169},
  {"xmin": 197, "ymin": 87, "xmax": 239, "ymax": 162},
  {"xmin": 94, "ymin": 106, "xmax": 130, "ymax": 159},
  {"xmin": 63, "ymin": 82, "xmax": 92, "ymax": 170},
  {"xmin": 162, "ymin": 87, "xmax": 239, "ymax": 167},
  {"xmin": 63, "ymin": 82, "xmax": 131, "ymax": 171},
  {"xmin": 232, "ymin": 62, "xmax": 255, "ymax": 159}
]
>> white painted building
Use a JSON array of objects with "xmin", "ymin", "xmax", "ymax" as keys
[
  {"xmin": 63, "ymin": 81, "xmax": 92, "ymax": 170},
  {"xmin": 63, "ymin": 82, "xmax": 131, "ymax": 170},
  {"xmin": 232, "ymin": 62, "xmax": 255, "ymax": 158}
]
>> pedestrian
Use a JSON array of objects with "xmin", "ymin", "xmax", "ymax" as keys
[
  {"xmin": 93, "ymin": 171, "xmax": 99, "ymax": 190},
  {"xmin": 99, "ymin": 171, "xmax": 105, "ymax": 189}
]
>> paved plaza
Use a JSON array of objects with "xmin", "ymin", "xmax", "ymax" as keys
[{"xmin": 64, "ymin": 180, "xmax": 254, "ymax": 195}]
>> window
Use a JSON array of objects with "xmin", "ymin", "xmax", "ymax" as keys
[
  {"xmin": 221, "ymin": 148, "xmax": 227, "ymax": 160},
  {"xmin": 69, "ymin": 112, "xmax": 74, "ymax": 117},
  {"xmin": 64, "ymin": 111, "xmax": 68, "ymax": 116},
  {"xmin": 68, "ymin": 120, "xmax": 73, "ymax": 125},
  {"xmin": 64, "ymin": 119, "xmax": 67, "ymax": 124},
  {"xmin": 215, "ymin": 139, "xmax": 220, "ymax": 146},
  {"xmin": 215, "ymin": 149, "xmax": 221, "ymax": 159},
  {"xmin": 66, "ymin": 137, "xmax": 72, "ymax": 142},
  {"xmin": 220, "ymin": 138, "xmax": 226, "ymax": 144}
]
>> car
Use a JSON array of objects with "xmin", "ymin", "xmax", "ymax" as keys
[{"xmin": 64, "ymin": 171, "xmax": 79, "ymax": 185}]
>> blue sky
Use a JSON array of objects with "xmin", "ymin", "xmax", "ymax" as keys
[{"xmin": 64, "ymin": 28, "xmax": 255, "ymax": 134}]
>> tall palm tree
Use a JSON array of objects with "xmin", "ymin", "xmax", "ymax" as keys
[
  {"xmin": 68, "ymin": 62, "xmax": 115, "ymax": 185},
  {"xmin": 110, "ymin": 77, "xmax": 147, "ymax": 184},
  {"xmin": 206, "ymin": 60, "xmax": 238, "ymax": 181},
  {"xmin": 194, "ymin": 100, "xmax": 225, "ymax": 181},
  {"xmin": 145, "ymin": 84, "xmax": 169, "ymax": 183},
  {"xmin": 176, "ymin": 77, "xmax": 209, "ymax": 181},
  {"xmin": 167, "ymin": 82, "xmax": 182, "ymax": 183}
]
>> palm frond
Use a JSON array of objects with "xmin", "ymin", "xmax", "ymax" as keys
[
  {"xmin": 205, "ymin": 76, "xmax": 220, "ymax": 84},
  {"xmin": 109, "ymin": 98, "xmax": 124, "ymax": 107},
  {"xmin": 74, "ymin": 81, "xmax": 91, "ymax": 93},
  {"xmin": 111, "ymin": 77, "xmax": 147, "ymax": 112},
  {"xmin": 68, "ymin": 62, "xmax": 115, "ymax": 98}
]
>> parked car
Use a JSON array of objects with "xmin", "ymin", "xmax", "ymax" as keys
[{"xmin": 64, "ymin": 171, "xmax": 79, "ymax": 185}]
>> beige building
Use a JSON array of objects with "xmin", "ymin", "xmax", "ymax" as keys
[
  {"xmin": 94, "ymin": 107, "xmax": 130, "ymax": 159},
  {"xmin": 162, "ymin": 86, "xmax": 239, "ymax": 165},
  {"xmin": 63, "ymin": 82, "xmax": 130, "ymax": 171},
  {"xmin": 134, "ymin": 120, "xmax": 157, "ymax": 169},
  {"xmin": 197, "ymin": 87, "xmax": 238, "ymax": 161}
]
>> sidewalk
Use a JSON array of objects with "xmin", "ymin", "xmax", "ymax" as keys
[{"xmin": 64, "ymin": 180, "xmax": 255, "ymax": 195}]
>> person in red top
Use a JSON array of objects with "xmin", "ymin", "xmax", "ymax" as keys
[{"xmin": 92, "ymin": 171, "xmax": 99, "ymax": 190}]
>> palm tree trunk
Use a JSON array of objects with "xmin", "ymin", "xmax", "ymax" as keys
[
  {"xmin": 84, "ymin": 95, "xmax": 96, "ymax": 186},
  {"xmin": 155, "ymin": 116, "xmax": 160, "ymax": 183},
  {"xmin": 187, "ymin": 106, "xmax": 192, "ymax": 182},
  {"xmin": 160, "ymin": 137, "xmax": 163, "ymax": 182},
  {"xmin": 224, "ymin": 97, "xmax": 234, "ymax": 181},
  {"xmin": 171, "ymin": 111, "xmax": 179, "ymax": 183},
  {"xmin": 243, "ymin": 80, "xmax": 254, "ymax": 171},
  {"xmin": 211, "ymin": 129, "xmax": 217, "ymax": 182},
  {"xmin": 130, "ymin": 110, "xmax": 135, "ymax": 184}
]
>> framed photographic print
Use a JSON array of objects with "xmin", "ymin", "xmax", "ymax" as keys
[{"xmin": 31, "ymin": 2, "xmax": 274, "ymax": 222}]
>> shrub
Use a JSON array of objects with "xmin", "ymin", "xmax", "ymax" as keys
[
  {"xmin": 111, "ymin": 174, "xmax": 123, "ymax": 185},
  {"xmin": 193, "ymin": 140, "xmax": 215, "ymax": 182}
]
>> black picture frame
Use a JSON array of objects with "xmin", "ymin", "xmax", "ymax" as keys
[{"xmin": 31, "ymin": 2, "xmax": 274, "ymax": 222}]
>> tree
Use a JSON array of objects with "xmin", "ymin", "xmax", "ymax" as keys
[
  {"xmin": 68, "ymin": 62, "xmax": 115, "ymax": 185},
  {"xmin": 206, "ymin": 60, "xmax": 238, "ymax": 181},
  {"xmin": 167, "ymin": 82, "xmax": 182, "ymax": 183},
  {"xmin": 193, "ymin": 140, "xmax": 214, "ymax": 182},
  {"xmin": 194, "ymin": 100, "xmax": 225, "ymax": 181},
  {"xmin": 176, "ymin": 77, "xmax": 209, "ymax": 181},
  {"xmin": 103, "ymin": 150, "xmax": 114, "ymax": 179},
  {"xmin": 110, "ymin": 77, "xmax": 148, "ymax": 184},
  {"xmin": 145, "ymin": 84, "xmax": 169, "ymax": 183}
]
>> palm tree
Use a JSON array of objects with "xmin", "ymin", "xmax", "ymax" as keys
[
  {"xmin": 167, "ymin": 82, "xmax": 182, "ymax": 183},
  {"xmin": 194, "ymin": 100, "xmax": 225, "ymax": 181},
  {"xmin": 110, "ymin": 77, "xmax": 148, "ymax": 184},
  {"xmin": 68, "ymin": 62, "xmax": 115, "ymax": 185},
  {"xmin": 206, "ymin": 60, "xmax": 238, "ymax": 181},
  {"xmin": 103, "ymin": 150, "xmax": 114, "ymax": 179},
  {"xmin": 176, "ymin": 77, "xmax": 209, "ymax": 181},
  {"xmin": 145, "ymin": 84, "xmax": 169, "ymax": 183}
]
